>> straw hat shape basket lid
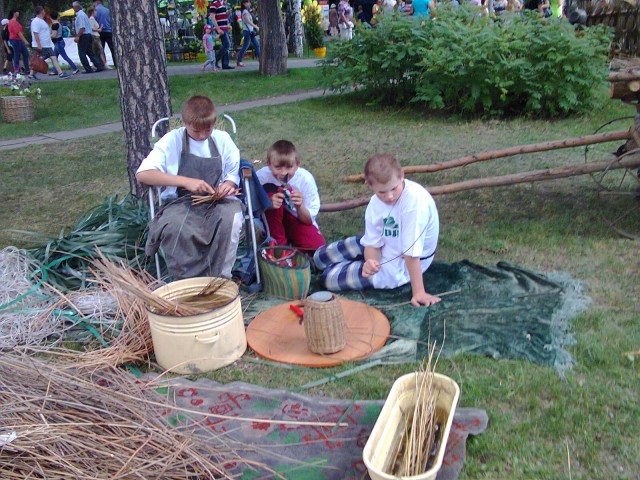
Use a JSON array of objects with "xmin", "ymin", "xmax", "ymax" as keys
[
  {"xmin": 303, "ymin": 291, "xmax": 346, "ymax": 354},
  {"xmin": 0, "ymin": 96, "xmax": 35, "ymax": 123}
]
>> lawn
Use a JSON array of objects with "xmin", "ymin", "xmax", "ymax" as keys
[
  {"xmin": 0, "ymin": 67, "xmax": 323, "ymax": 140},
  {"xmin": 0, "ymin": 73, "xmax": 638, "ymax": 479}
]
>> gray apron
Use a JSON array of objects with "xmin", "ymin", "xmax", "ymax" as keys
[{"xmin": 146, "ymin": 130, "xmax": 242, "ymax": 279}]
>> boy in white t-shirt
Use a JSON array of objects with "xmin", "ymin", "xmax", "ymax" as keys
[
  {"xmin": 256, "ymin": 140, "xmax": 326, "ymax": 252},
  {"xmin": 314, "ymin": 153, "xmax": 441, "ymax": 307}
]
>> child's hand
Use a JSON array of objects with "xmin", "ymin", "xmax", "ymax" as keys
[
  {"xmin": 362, "ymin": 258, "xmax": 381, "ymax": 277},
  {"xmin": 290, "ymin": 190, "xmax": 304, "ymax": 207},
  {"xmin": 270, "ymin": 192, "xmax": 285, "ymax": 209},
  {"xmin": 410, "ymin": 291, "xmax": 441, "ymax": 308},
  {"xmin": 217, "ymin": 181, "xmax": 237, "ymax": 197},
  {"xmin": 183, "ymin": 178, "xmax": 216, "ymax": 194}
]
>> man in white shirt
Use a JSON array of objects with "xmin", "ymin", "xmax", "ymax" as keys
[
  {"xmin": 30, "ymin": 6, "xmax": 69, "ymax": 79},
  {"xmin": 72, "ymin": 0, "xmax": 104, "ymax": 73}
]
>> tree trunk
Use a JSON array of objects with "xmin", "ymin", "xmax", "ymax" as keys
[
  {"xmin": 258, "ymin": 0, "xmax": 288, "ymax": 76},
  {"xmin": 291, "ymin": 0, "xmax": 303, "ymax": 58},
  {"xmin": 111, "ymin": 0, "xmax": 172, "ymax": 197}
]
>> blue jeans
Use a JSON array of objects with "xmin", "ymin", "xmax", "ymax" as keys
[
  {"xmin": 237, "ymin": 30, "xmax": 260, "ymax": 63},
  {"xmin": 217, "ymin": 30, "xmax": 231, "ymax": 68},
  {"xmin": 9, "ymin": 39, "xmax": 29, "ymax": 73},
  {"xmin": 53, "ymin": 39, "xmax": 78, "ymax": 72}
]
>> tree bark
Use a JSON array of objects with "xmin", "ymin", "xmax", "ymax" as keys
[
  {"xmin": 343, "ymin": 129, "xmax": 634, "ymax": 182},
  {"xmin": 111, "ymin": 0, "xmax": 172, "ymax": 196},
  {"xmin": 258, "ymin": 0, "xmax": 288, "ymax": 76},
  {"xmin": 321, "ymin": 152, "xmax": 640, "ymax": 212}
]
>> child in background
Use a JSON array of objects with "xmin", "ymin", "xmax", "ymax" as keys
[
  {"xmin": 201, "ymin": 24, "xmax": 220, "ymax": 72},
  {"xmin": 314, "ymin": 153, "xmax": 441, "ymax": 307},
  {"xmin": 256, "ymin": 140, "xmax": 326, "ymax": 253},
  {"xmin": 136, "ymin": 96, "xmax": 243, "ymax": 279}
]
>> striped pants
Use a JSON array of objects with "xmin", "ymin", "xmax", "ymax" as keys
[{"xmin": 313, "ymin": 236, "xmax": 374, "ymax": 291}]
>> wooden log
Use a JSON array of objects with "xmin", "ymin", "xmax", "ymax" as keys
[
  {"xmin": 610, "ymin": 80, "xmax": 640, "ymax": 99},
  {"xmin": 608, "ymin": 69, "xmax": 640, "ymax": 83},
  {"xmin": 343, "ymin": 129, "xmax": 633, "ymax": 183},
  {"xmin": 321, "ymin": 153, "xmax": 640, "ymax": 212}
]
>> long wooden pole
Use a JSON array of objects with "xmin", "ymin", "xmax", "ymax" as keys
[
  {"xmin": 320, "ymin": 153, "xmax": 640, "ymax": 212},
  {"xmin": 343, "ymin": 129, "xmax": 633, "ymax": 183}
]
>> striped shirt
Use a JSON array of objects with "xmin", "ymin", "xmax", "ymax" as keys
[{"xmin": 209, "ymin": 0, "xmax": 229, "ymax": 31}]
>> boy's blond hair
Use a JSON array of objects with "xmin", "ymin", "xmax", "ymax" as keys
[
  {"xmin": 364, "ymin": 153, "xmax": 403, "ymax": 185},
  {"xmin": 267, "ymin": 140, "xmax": 300, "ymax": 167},
  {"xmin": 181, "ymin": 96, "xmax": 217, "ymax": 130}
]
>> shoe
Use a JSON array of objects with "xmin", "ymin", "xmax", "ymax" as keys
[
  {"xmin": 200, "ymin": 65, "xmax": 206, "ymax": 71},
  {"xmin": 96, "ymin": 67, "xmax": 105, "ymax": 72},
  {"xmin": 27, "ymin": 74, "xmax": 39, "ymax": 80},
  {"xmin": 59, "ymin": 72, "xmax": 70, "ymax": 79},
  {"xmin": 222, "ymin": 65, "xmax": 235, "ymax": 70},
  {"xmin": 72, "ymin": 69, "xmax": 79, "ymax": 75},
  {"xmin": 81, "ymin": 70, "xmax": 94, "ymax": 74},
  {"xmin": 48, "ymin": 71, "xmax": 57, "ymax": 76},
  {"xmin": 236, "ymin": 62, "xmax": 245, "ymax": 67},
  {"xmin": 212, "ymin": 69, "xmax": 220, "ymax": 73}
]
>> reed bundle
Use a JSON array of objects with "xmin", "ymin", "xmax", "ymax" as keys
[
  {"xmin": 0, "ymin": 352, "xmax": 259, "ymax": 479},
  {"xmin": 191, "ymin": 188, "xmax": 241, "ymax": 206},
  {"xmin": 392, "ymin": 344, "xmax": 441, "ymax": 476},
  {"xmin": 91, "ymin": 254, "xmax": 233, "ymax": 317}
]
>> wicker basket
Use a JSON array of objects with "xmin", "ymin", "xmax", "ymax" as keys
[
  {"xmin": 0, "ymin": 96, "xmax": 35, "ymax": 123},
  {"xmin": 304, "ymin": 293, "xmax": 346, "ymax": 354}
]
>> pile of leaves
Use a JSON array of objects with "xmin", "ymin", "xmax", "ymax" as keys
[{"xmin": 322, "ymin": 6, "xmax": 611, "ymax": 117}]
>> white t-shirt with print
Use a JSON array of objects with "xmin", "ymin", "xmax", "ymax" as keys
[
  {"xmin": 137, "ymin": 127, "xmax": 240, "ymax": 199},
  {"xmin": 31, "ymin": 17, "xmax": 54, "ymax": 49},
  {"xmin": 360, "ymin": 179, "xmax": 439, "ymax": 289},
  {"xmin": 256, "ymin": 166, "xmax": 322, "ymax": 228}
]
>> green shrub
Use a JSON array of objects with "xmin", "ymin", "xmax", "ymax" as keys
[{"xmin": 322, "ymin": 6, "xmax": 612, "ymax": 117}]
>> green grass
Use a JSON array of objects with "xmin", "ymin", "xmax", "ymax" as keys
[
  {"xmin": 1, "ymin": 83, "xmax": 639, "ymax": 479},
  {"xmin": 0, "ymin": 67, "xmax": 323, "ymax": 140}
]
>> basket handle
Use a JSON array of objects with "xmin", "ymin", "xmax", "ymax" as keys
[{"xmin": 195, "ymin": 332, "xmax": 220, "ymax": 344}]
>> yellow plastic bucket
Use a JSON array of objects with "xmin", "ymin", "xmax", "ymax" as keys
[{"xmin": 147, "ymin": 277, "xmax": 246, "ymax": 374}]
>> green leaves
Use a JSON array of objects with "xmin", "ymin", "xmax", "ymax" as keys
[{"xmin": 322, "ymin": 6, "xmax": 611, "ymax": 117}]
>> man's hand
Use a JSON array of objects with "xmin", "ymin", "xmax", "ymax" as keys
[
  {"xmin": 362, "ymin": 258, "xmax": 380, "ymax": 277},
  {"xmin": 182, "ymin": 178, "xmax": 216, "ymax": 194},
  {"xmin": 410, "ymin": 291, "xmax": 441, "ymax": 308}
]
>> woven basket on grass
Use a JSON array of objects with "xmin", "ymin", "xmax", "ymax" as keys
[
  {"xmin": 0, "ymin": 96, "xmax": 35, "ymax": 123},
  {"xmin": 304, "ymin": 293, "xmax": 346, "ymax": 354}
]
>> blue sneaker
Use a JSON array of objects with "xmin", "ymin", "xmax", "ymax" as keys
[
  {"xmin": 58, "ymin": 72, "xmax": 70, "ymax": 79},
  {"xmin": 27, "ymin": 74, "xmax": 39, "ymax": 80}
]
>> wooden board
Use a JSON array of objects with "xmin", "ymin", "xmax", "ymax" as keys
[{"xmin": 246, "ymin": 298, "xmax": 391, "ymax": 368}]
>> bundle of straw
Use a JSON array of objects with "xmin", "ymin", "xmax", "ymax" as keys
[
  {"xmin": 91, "ymin": 253, "xmax": 232, "ymax": 317},
  {"xmin": 0, "ymin": 352, "xmax": 264, "ymax": 479},
  {"xmin": 391, "ymin": 343, "xmax": 441, "ymax": 476},
  {"xmin": 191, "ymin": 187, "xmax": 241, "ymax": 206}
]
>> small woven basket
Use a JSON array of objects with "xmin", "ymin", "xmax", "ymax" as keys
[
  {"xmin": 304, "ymin": 293, "xmax": 346, "ymax": 354},
  {"xmin": 258, "ymin": 246, "xmax": 311, "ymax": 300},
  {"xmin": 0, "ymin": 96, "xmax": 35, "ymax": 123}
]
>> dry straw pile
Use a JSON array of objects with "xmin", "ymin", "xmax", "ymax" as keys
[{"xmin": 0, "ymin": 353, "xmax": 265, "ymax": 479}]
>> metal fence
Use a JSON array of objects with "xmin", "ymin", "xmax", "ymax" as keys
[{"xmin": 575, "ymin": 0, "xmax": 640, "ymax": 57}]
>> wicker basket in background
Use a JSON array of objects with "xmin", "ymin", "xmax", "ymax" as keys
[
  {"xmin": 0, "ymin": 96, "xmax": 35, "ymax": 123},
  {"xmin": 304, "ymin": 293, "xmax": 346, "ymax": 354}
]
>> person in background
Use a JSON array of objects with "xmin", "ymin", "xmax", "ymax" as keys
[
  {"xmin": 236, "ymin": 0, "xmax": 260, "ymax": 67},
  {"xmin": 338, "ymin": 0, "xmax": 354, "ymax": 40},
  {"xmin": 7, "ymin": 9, "xmax": 30, "ymax": 74},
  {"xmin": 136, "ymin": 96, "xmax": 243, "ymax": 280},
  {"xmin": 412, "ymin": 0, "xmax": 431, "ymax": 18},
  {"xmin": 50, "ymin": 11, "xmax": 79, "ymax": 75},
  {"xmin": 256, "ymin": 140, "xmax": 326, "ymax": 253},
  {"xmin": 30, "ymin": 6, "xmax": 69, "ymax": 79},
  {"xmin": 329, "ymin": 4, "xmax": 339, "ymax": 35},
  {"xmin": 209, "ymin": 0, "xmax": 234, "ymax": 70},
  {"xmin": 88, "ymin": 7, "xmax": 108, "ymax": 68},
  {"xmin": 93, "ymin": 0, "xmax": 115, "ymax": 68},
  {"xmin": 200, "ymin": 24, "xmax": 220, "ymax": 72},
  {"xmin": 314, "ymin": 153, "xmax": 441, "ymax": 307},
  {"xmin": 72, "ymin": 1, "xmax": 104, "ymax": 73},
  {"xmin": 1, "ymin": 19, "xmax": 13, "ymax": 74}
]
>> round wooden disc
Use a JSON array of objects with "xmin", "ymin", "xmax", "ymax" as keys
[{"xmin": 246, "ymin": 298, "xmax": 390, "ymax": 368}]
